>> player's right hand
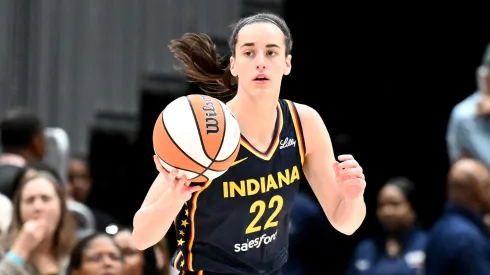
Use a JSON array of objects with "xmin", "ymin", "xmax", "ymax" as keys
[{"xmin": 153, "ymin": 155, "xmax": 201, "ymax": 202}]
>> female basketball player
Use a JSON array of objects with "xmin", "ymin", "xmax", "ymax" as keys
[{"xmin": 132, "ymin": 12, "xmax": 366, "ymax": 275}]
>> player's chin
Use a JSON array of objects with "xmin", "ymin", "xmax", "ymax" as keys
[{"xmin": 249, "ymin": 83, "xmax": 276, "ymax": 94}]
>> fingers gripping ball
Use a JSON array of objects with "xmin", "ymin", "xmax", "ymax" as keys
[{"xmin": 153, "ymin": 94, "xmax": 241, "ymax": 182}]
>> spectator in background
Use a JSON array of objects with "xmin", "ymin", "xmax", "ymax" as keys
[
  {"xmin": 67, "ymin": 233, "xmax": 124, "ymax": 275},
  {"xmin": 347, "ymin": 177, "xmax": 426, "ymax": 275},
  {"xmin": 425, "ymin": 159, "xmax": 490, "ymax": 275},
  {"xmin": 27, "ymin": 160, "xmax": 99, "ymax": 240},
  {"xmin": 0, "ymin": 172, "xmax": 76, "ymax": 275},
  {"xmin": 0, "ymin": 193, "xmax": 13, "ymax": 238},
  {"xmin": 0, "ymin": 108, "xmax": 45, "ymax": 199},
  {"xmin": 114, "ymin": 228, "xmax": 160, "ymax": 275},
  {"xmin": 68, "ymin": 154, "xmax": 118, "ymax": 232},
  {"xmin": 0, "ymin": 108, "xmax": 45, "ymax": 166},
  {"xmin": 153, "ymin": 237, "xmax": 172, "ymax": 275},
  {"xmin": 282, "ymin": 190, "xmax": 331, "ymax": 275},
  {"xmin": 447, "ymin": 42, "xmax": 490, "ymax": 169}
]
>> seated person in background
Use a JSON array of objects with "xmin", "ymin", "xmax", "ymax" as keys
[
  {"xmin": 0, "ymin": 108, "xmax": 45, "ymax": 200},
  {"xmin": 0, "ymin": 193, "xmax": 13, "ymax": 239},
  {"xmin": 446, "ymin": 42, "xmax": 490, "ymax": 169},
  {"xmin": 282, "ymin": 190, "xmax": 331, "ymax": 275},
  {"xmin": 347, "ymin": 177, "xmax": 426, "ymax": 275},
  {"xmin": 67, "ymin": 232, "xmax": 124, "ymax": 275},
  {"xmin": 68, "ymin": 155, "xmax": 118, "ymax": 231},
  {"xmin": 113, "ymin": 227, "xmax": 160, "ymax": 275},
  {"xmin": 0, "ymin": 108, "xmax": 45, "ymax": 166},
  {"xmin": 153, "ymin": 237, "xmax": 172, "ymax": 275},
  {"xmin": 425, "ymin": 159, "xmax": 490, "ymax": 275},
  {"xmin": 0, "ymin": 172, "xmax": 76, "ymax": 275}
]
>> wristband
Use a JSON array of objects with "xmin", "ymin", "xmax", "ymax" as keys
[{"xmin": 5, "ymin": 251, "xmax": 24, "ymax": 267}]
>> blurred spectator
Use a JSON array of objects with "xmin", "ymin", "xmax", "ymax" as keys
[
  {"xmin": 67, "ymin": 233, "xmax": 124, "ymax": 275},
  {"xmin": 114, "ymin": 228, "xmax": 160, "ymax": 275},
  {"xmin": 25, "ymin": 160, "xmax": 98, "ymax": 240},
  {"xmin": 446, "ymin": 43, "xmax": 490, "ymax": 169},
  {"xmin": 0, "ymin": 193, "xmax": 12, "ymax": 238},
  {"xmin": 425, "ymin": 159, "xmax": 490, "ymax": 275},
  {"xmin": 68, "ymin": 155, "xmax": 118, "ymax": 232},
  {"xmin": 0, "ymin": 171, "xmax": 76, "ymax": 275},
  {"xmin": 153, "ymin": 237, "xmax": 172, "ymax": 275},
  {"xmin": 67, "ymin": 156, "xmax": 91, "ymax": 202},
  {"xmin": 0, "ymin": 108, "xmax": 45, "ymax": 165},
  {"xmin": 0, "ymin": 108, "xmax": 45, "ymax": 199},
  {"xmin": 347, "ymin": 177, "xmax": 426, "ymax": 275},
  {"xmin": 282, "ymin": 191, "xmax": 331, "ymax": 275}
]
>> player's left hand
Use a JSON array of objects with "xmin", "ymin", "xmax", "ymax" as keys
[{"xmin": 333, "ymin": 154, "xmax": 366, "ymax": 201}]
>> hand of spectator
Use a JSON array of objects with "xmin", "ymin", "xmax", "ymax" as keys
[{"xmin": 9, "ymin": 219, "xmax": 47, "ymax": 260}]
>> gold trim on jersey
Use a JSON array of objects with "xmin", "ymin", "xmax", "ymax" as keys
[
  {"xmin": 239, "ymin": 102, "xmax": 283, "ymax": 161},
  {"xmin": 173, "ymin": 250, "xmax": 183, "ymax": 270},
  {"xmin": 285, "ymin": 100, "xmax": 306, "ymax": 165},
  {"xmin": 187, "ymin": 180, "xmax": 213, "ymax": 271}
]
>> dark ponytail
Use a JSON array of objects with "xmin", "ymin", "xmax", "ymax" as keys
[{"xmin": 168, "ymin": 33, "xmax": 237, "ymax": 101}]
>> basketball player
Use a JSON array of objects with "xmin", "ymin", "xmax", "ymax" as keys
[{"xmin": 132, "ymin": 12, "xmax": 367, "ymax": 275}]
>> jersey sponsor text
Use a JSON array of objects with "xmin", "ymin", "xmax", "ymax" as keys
[
  {"xmin": 233, "ymin": 230, "xmax": 278, "ymax": 252},
  {"xmin": 279, "ymin": 137, "xmax": 296, "ymax": 149}
]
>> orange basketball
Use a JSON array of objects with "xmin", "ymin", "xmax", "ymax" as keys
[{"xmin": 152, "ymin": 94, "xmax": 241, "ymax": 182}]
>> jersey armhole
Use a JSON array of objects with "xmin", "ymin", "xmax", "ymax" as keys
[{"xmin": 284, "ymin": 100, "xmax": 306, "ymax": 165}]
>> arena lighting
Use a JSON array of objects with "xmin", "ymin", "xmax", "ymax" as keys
[{"xmin": 105, "ymin": 224, "xmax": 119, "ymax": 235}]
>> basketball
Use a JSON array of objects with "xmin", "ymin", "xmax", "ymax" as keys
[{"xmin": 152, "ymin": 94, "xmax": 241, "ymax": 182}]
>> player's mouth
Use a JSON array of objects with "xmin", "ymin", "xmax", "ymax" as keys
[{"xmin": 253, "ymin": 74, "xmax": 270, "ymax": 84}]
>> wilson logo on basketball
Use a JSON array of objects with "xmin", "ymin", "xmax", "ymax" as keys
[{"xmin": 201, "ymin": 95, "xmax": 219, "ymax": 134}]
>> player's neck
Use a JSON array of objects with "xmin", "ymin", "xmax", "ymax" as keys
[{"xmin": 228, "ymin": 91, "xmax": 278, "ymax": 144}]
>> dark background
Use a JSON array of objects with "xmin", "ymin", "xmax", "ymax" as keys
[{"xmin": 85, "ymin": 3, "xmax": 490, "ymax": 274}]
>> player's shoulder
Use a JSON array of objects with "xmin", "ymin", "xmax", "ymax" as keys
[{"xmin": 279, "ymin": 99, "xmax": 319, "ymax": 121}]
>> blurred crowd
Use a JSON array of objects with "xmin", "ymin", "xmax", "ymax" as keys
[
  {"xmin": 0, "ymin": 109, "xmax": 172, "ymax": 275},
  {"xmin": 0, "ymin": 38, "xmax": 489, "ymax": 275},
  {"xmin": 283, "ymin": 44, "xmax": 490, "ymax": 275}
]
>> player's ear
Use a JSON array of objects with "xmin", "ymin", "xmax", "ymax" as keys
[
  {"xmin": 230, "ymin": 56, "xmax": 237, "ymax": 77},
  {"xmin": 284, "ymin": 54, "xmax": 292, "ymax": 76}
]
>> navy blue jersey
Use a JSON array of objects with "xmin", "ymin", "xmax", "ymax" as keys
[{"xmin": 171, "ymin": 99, "xmax": 306, "ymax": 275}]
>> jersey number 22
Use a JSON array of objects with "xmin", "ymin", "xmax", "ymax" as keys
[{"xmin": 245, "ymin": 195, "xmax": 284, "ymax": 234}]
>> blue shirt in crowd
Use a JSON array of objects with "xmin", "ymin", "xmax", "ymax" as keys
[
  {"xmin": 425, "ymin": 203, "xmax": 490, "ymax": 275},
  {"xmin": 346, "ymin": 227, "xmax": 427, "ymax": 275},
  {"xmin": 447, "ymin": 92, "xmax": 490, "ymax": 169},
  {"xmin": 282, "ymin": 192, "xmax": 331, "ymax": 275}
]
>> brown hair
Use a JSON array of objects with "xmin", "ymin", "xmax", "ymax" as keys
[
  {"xmin": 4, "ymin": 171, "xmax": 76, "ymax": 259},
  {"xmin": 168, "ymin": 12, "xmax": 292, "ymax": 101},
  {"xmin": 155, "ymin": 237, "xmax": 171, "ymax": 275}
]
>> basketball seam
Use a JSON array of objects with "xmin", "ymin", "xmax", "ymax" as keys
[
  {"xmin": 209, "ymin": 100, "xmax": 226, "ymax": 162},
  {"xmin": 160, "ymin": 111, "xmax": 223, "ymax": 173},
  {"xmin": 213, "ymin": 101, "xmax": 236, "ymax": 161},
  {"xmin": 185, "ymin": 96, "xmax": 213, "ymax": 161},
  {"xmin": 154, "ymin": 152, "xmax": 209, "ymax": 181}
]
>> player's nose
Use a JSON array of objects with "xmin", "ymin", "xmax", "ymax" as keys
[{"xmin": 255, "ymin": 54, "xmax": 266, "ymax": 71}]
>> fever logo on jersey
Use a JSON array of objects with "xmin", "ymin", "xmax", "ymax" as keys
[{"xmin": 233, "ymin": 231, "xmax": 278, "ymax": 252}]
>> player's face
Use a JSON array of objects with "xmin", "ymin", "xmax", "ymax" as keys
[
  {"xmin": 230, "ymin": 22, "xmax": 292, "ymax": 97},
  {"xmin": 376, "ymin": 184, "xmax": 414, "ymax": 232}
]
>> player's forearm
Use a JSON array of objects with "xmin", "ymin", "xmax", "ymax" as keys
[
  {"xmin": 331, "ymin": 197, "xmax": 366, "ymax": 235},
  {"xmin": 132, "ymin": 191, "xmax": 185, "ymax": 250}
]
